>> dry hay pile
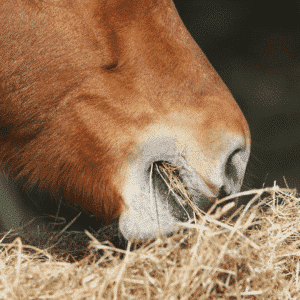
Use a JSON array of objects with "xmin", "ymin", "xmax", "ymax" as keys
[{"xmin": 0, "ymin": 169, "xmax": 299, "ymax": 299}]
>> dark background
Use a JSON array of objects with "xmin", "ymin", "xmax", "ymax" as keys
[{"xmin": 174, "ymin": 0, "xmax": 300, "ymax": 192}]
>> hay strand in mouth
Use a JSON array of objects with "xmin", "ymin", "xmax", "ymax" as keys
[{"xmin": 157, "ymin": 161, "xmax": 236, "ymax": 220}]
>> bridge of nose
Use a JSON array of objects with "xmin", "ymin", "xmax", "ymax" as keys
[{"xmin": 73, "ymin": 0, "xmax": 225, "ymax": 89}]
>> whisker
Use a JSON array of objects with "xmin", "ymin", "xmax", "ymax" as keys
[{"xmin": 149, "ymin": 163, "xmax": 161, "ymax": 235}]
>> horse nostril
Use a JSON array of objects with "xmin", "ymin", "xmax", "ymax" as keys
[
  {"xmin": 225, "ymin": 148, "xmax": 241, "ymax": 186},
  {"xmin": 218, "ymin": 185, "xmax": 231, "ymax": 199}
]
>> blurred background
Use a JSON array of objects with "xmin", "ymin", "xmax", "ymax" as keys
[{"xmin": 174, "ymin": 0, "xmax": 300, "ymax": 193}]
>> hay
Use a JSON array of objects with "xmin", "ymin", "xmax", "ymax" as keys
[{"xmin": 0, "ymin": 176, "xmax": 299, "ymax": 298}]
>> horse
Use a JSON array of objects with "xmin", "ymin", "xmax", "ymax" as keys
[{"xmin": 0, "ymin": 0, "xmax": 250, "ymax": 240}]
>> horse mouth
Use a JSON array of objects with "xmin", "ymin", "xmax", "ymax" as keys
[
  {"xmin": 149, "ymin": 160, "xmax": 237, "ymax": 224},
  {"xmin": 119, "ymin": 136, "xmax": 240, "ymax": 240},
  {"xmin": 148, "ymin": 160, "xmax": 213, "ymax": 222}
]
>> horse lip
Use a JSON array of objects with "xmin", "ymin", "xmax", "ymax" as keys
[
  {"xmin": 149, "ymin": 158, "xmax": 217, "ymax": 221},
  {"xmin": 119, "ymin": 135, "xmax": 219, "ymax": 240}
]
